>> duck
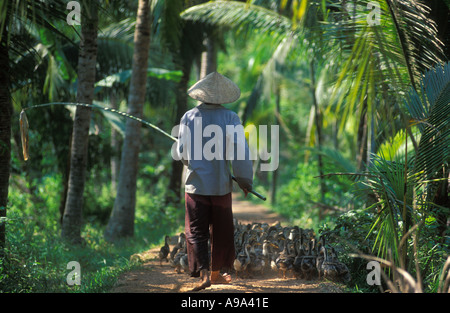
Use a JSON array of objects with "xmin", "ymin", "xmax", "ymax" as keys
[
  {"xmin": 235, "ymin": 230, "xmax": 248, "ymax": 254},
  {"xmin": 173, "ymin": 244, "xmax": 188, "ymax": 274},
  {"xmin": 293, "ymin": 241, "xmax": 306, "ymax": 279},
  {"xmin": 288, "ymin": 226, "xmax": 300, "ymax": 242},
  {"xmin": 260, "ymin": 222, "xmax": 269, "ymax": 233},
  {"xmin": 169, "ymin": 244, "xmax": 180, "ymax": 266},
  {"xmin": 275, "ymin": 240, "xmax": 295, "ymax": 279},
  {"xmin": 316, "ymin": 248, "xmax": 325, "ymax": 279},
  {"xmin": 304, "ymin": 228, "xmax": 316, "ymax": 240},
  {"xmin": 274, "ymin": 232, "xmax": 287, "ymax": 253},
  {"xmin": 249, "ymin": 242, "xmax": 266, "ymax": 275},
  {"xmin": 179, "ymin": 246, "xmax": 189, "ymax": 273},
  {"xmin": 233, "ymin": 243, "xmax": 251, "ymax": 279},
  {"xmin": 329, "ymin": 247, "xmax": 351, "ymax": 283},
  {"xmin": 301, "ymin": 239, "xmax": 317, "ymax": 280},
  {"xmin": 266, "ymin": 226, "xmax": 278, "ymax": 240},
  {"xmin": 249, "ymin": 253, "xmax": 265, "ymax": 276},
  {"xmin": 177, "ymin": 232, "xmax": 186, "ymax": 247},
  {"xmin": 321, "ymin": 247, "xmax": 339, "ymax": 281},
  {"xmin": 251, "ymin": 241, "xmax": 264, "ymax": 256},
  {"xmin": 270, "ymin": 251, "xmax": 279, "ymax": 272},
  {"xmin": 169, "ymin": 232, "xmax": 186, "ymax": 265},
  {"xmin": 159, "ymin": 235, "xmax": 170, "ymax": 266},
  {"xmin": 262, "ymin": 239, "xmax": 277, "ymax": 270},
  {"xmin": 316, "ymin": 236, "xmax": 326, "ymax": 279}
]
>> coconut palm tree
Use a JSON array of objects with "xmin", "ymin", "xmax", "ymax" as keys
[
  {"xmin": 104, "ymin": 0, "xmax": 152, "ymax": 241},
  {"xmin": 62, "ymin": 0, "xmax": 99, "ymax": 244},
  {"xmin": 0, "ymin": 0, "xmax": 69, "ymax": 253}
]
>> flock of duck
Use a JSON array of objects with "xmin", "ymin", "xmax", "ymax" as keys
[{"xmin": 158, "ymin": 219, "xmax": 351, "ymax": 284}]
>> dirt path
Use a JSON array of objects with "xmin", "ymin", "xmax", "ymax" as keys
[{"xmin": 111, "ymin": 194, "xmax": 344, "ymax": 293}]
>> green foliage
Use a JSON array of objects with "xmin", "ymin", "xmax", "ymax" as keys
[
  {"xmin": 273, "ymin": 158, "xmax": 357, "ymax": 230},
  {"xmin": 353, "ymin": 62, "xmax": 450, "ymax": 269},
  {"xmin": 274, "ymin": 161, "xmax": 321, "ymax": 225},
  {"xmin": 1, "ymin": 173, "xmax": 183, "ymax": 292},
  {"xmin": 319, "ymin": 208, "xmax": 379, "ymax": 292}
]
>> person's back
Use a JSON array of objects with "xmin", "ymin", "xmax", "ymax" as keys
[{"xmin": 177, "ymin": 103, "xmax": 253, "ymax": 195}]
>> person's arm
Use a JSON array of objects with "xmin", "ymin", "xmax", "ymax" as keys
[
  {"xmin": 228, "ymin": 114, "xmax": 253, "ymax": 193},
  {"xmin": 177, "ymin": 115, "xmax": 189, "ymax": 167}
]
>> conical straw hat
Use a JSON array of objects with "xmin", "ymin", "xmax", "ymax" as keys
[{"xmin": 188, "ymin": 71, "xmax": 241, "ymax": 104}]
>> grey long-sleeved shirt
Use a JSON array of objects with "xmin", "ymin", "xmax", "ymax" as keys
[{"xmin": 176, "ymin": 103, "xmax": 253, "ymax": 196}]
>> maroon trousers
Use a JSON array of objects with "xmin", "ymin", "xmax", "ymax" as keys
[{"xmin": 184, "ymin": 192, "xmax": 235, "ymax": 276}]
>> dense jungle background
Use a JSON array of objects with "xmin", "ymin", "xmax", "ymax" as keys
[{"xmin": 0, "ymin": 0, "xmax": 448, "ymax": 293}]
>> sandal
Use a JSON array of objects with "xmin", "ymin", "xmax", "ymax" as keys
[{"xmin": 211, "ymin": 271, "xmax": 232, "ymax": 284}]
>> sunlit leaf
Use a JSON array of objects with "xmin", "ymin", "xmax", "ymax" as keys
[{"xmin": 94, "ymin": 67, "xmax": 183, "ymax": 92}]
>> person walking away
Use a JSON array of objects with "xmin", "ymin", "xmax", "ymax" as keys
[{"xmin": 176, "ymin": 72, "xmax": 253, "ymax": 291}]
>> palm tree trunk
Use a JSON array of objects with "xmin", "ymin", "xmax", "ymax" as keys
[
  {"xmin": 356, "ymin": 100, "xmax": 368, "ymax": 172},
  {"xmin": 271, "ymin": 86, "xmax": 281, "ymax": 205},
  {"xmin": 200, "ymin": 37, "xmax": 217, "ymax": 78},
  {"xmin": 310, "ymin": 61, "xmax": 326, "ymax": 216},
  {"xmin": 61, "ymin": 2, "xmax": 98, "ymax": 244},
  {"xmin": 110, "ymin": 90, "xmax": 120, "ymax": 193},
  {"xmin": 0, "ymin": 21, "xmax": 11, "ymax": 256},
  {"xmin": 105, "ymin": 0, "xmax": 151, "ymax": 241},
  {"xmin": 166, "ymin": 18, "xmax": 201, "ymax": 204},
  {"xmin": 167, "ymin": 58, "xmax": 192, "ymax": 204}
]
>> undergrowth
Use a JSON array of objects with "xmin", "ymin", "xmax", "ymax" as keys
[{"xmin": 0, "ymin": 174, "xmax": 183, "ymax": 293}]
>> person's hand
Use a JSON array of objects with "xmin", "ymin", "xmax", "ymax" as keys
[{"xmin": 234, "ymin": 176, "xmax": 252, "ymax": 197}]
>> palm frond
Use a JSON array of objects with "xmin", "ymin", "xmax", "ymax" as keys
[
  {"xmin": 98, "ymin": 17, "xmax": 135, "ymax": 43},
  {"xmin": 1, "ymin": 0, "xmax": 76, "ymax": 44},
  {"xmin": 95, "ymin": 67, "xmax": 182, "ymax": 91},
  {"xmin": 181, "ymin": 0, "xmax": 293, "ymax": 38},
  {"xmin": 4, "ymin": 1, "xmax": 78, "ymax": 98},
  {"xmin": 361, "ymin": 153, "xmax": 418, "ymax": 262},
  {"xmin": 324, "ymin": 0, "xmax": 445, "ymax": 144},
  {"xmin": 376, "ymin": 128, "xmax": 419, "ymax": 161},
  {"xmin": 243, "ymin": 33, "xmax": 297, "ymax": 122},
  {"xmin": 152, "ymin": 0, "xmax": 183, "ymax": 53},
  {"xmin": 385, "ymin": 0, "xmax": 445, "ymax": 89},
  {"xmin": 405, "ymin": 62, "xmax": 450, "ymax": 184}
]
